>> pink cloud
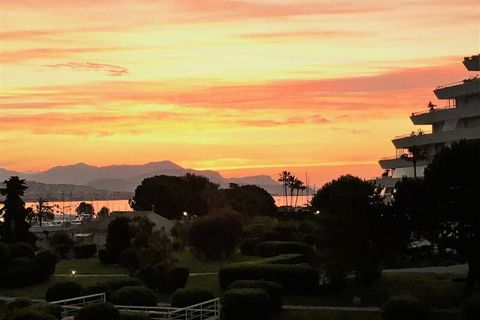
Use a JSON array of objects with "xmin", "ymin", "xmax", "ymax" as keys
[{"xmin": 44, "ymin": 62, "xmax": 129, "ymax": 76}]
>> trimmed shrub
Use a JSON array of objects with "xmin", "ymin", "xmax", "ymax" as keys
[
  {"xmin": 120, "ymin": 311, "xmax": 151, "ymax": 320},
  {"xmin": 239, "ymin": 237, "xmax": 262, "ymax": 256},
  {"xmin": 461, "ymin": 294, "xmax": 480, "ymax": 320},
  {"xmin": 0, "ymin": 258, "xmax": 33, "ymax": 288},
  {"xmin": 382, "ymin": 297, "xmax": 433, "ymax": 320},
  {"xmin": 73, "ymin": 244, "xmax": 97, "ymax": 258},
  {"xmin": 254, "ymin": 241, "xmax": 314, "ymax": 259},
  {"xmin": 7, "ymin": 310, "xmax": 57, "ymax": 320},
  {"xmin": 83, "ymin": 279, "xmax": 143, "ymax": 300},
  {"xmin": 45, "ymin": 281, "xmax": 83, "ymax": 302},
  {"xmin": 219, "ymin": 263, "xmax": 319, "ymax": 293},
  {"xmin": 0, "ymin": 242, "xmax": 12, "ymax": 269},
  {"xmin": 119, "ymin": 248, "xmax": 140, "ymax": 274},
  {"xmin": 31, "ymin": 250, "xmax": 59, "ymax": 283},
  {"xmin": 19, "ymin": 302, "xmax": 62, "ymax": 320},
  {"xmin": 49, "ymin": 231, "xmax": 74, "ymax": 259},
  {"xmin": 75, "ymin": 302, "xmax": 121, "ymax": 320},
  {"xmin": 228, "ymin": 280, "xmax": 282, "ymax": 310},
  {"xmin": 99, "ymin": 248, "xmax": 116, "ymax": 264},
  {"xmin": 111, "ymin": 286, "xmax": 157, "ymax": 306},
  {"xmin": 223, "ymin": 288, "xmax": 272, "ymax": 320},
  {"xmin": 5, "ymin": 298, "xmax": 33, "ymax": 313},
  {"xmin": 167, "ymin": 266, "xmax": 189, "ymax": 292},
  {"xmin": 171, "ymin": 288, "xmax": 215, "ymax": 308},
  {"xmin": 136, "ymin": 265, "xmax": 158, "ymax": 290},
  {"xmin": 9, "ymin": 242, "xmax": 35, "ymax": 258}
]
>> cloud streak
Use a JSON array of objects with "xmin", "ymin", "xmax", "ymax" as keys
[{"xmin": 44, "ymin": 62, "xmax": 129, "ymax": 76}]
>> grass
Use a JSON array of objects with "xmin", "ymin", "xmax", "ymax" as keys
[
  {"xmin": 272, "ymin": 310, "xmax": 459, "ymax": 320},
  {"xmin": 54, "ymin": 258, "xmax": 128, "ymax": 275},
  {"xmin": 284, "ymin": 272, "xmax": 464, "ymax": 308},
  {"xmin": 0, "ymin": 275, "xmax": 130, "ymax": 300},
  {"xmin": 172, "ymin": 250, "xmax": 259, "ymax": 273}
]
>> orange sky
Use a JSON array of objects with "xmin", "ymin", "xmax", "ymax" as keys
[{"xmin": 0, "ymin": 0, "xmax": 479, "ymax": 186}]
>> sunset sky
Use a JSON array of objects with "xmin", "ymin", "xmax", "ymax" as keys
[{"xmin": 1, "ymin": 0, "xmax": 479, "ymax": 186}]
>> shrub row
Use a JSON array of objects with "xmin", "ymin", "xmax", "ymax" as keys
[
  {"xmin": 171, "ymin": 288, "xmax": 215, "ymax": 308},
  {"xmin": 82, "ymin": 279, "xmax": 143, "ymax": 300},
  {"xmin": 219, "ymin": 263, "xmax": 319, "ymax": 293},
  {"xmin": 254, "ymin": 241, "xmax": 314, "ymax": 259},
  {"xmin": 228, "ymin": 280, "xmax": 282, "ymax": 310},
  {"xmin": 111, "ymin": 286, "xmax": 158, "ymax": 306},
  {"xmin": 3, "ymin": 299, "xmax": 61, "ymax": 320},
  {"xmin": 46, "ymin": 281, "xmax": 82, "ymax": 302},
  {"xmin": 223, "ymin": 288, "xmax": 272, "ymax": 320},
  {"xmin": 239, "ymin": 237, "xmax": 262, "ymax": 256},
  {"xmin": 73, "ymin": 244, "xmax": 97, "ymax": 258}
]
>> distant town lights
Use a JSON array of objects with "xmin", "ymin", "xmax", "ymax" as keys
[{"xmin": 314, "ymin": 210, "xmax": 320, "ymax": 215}]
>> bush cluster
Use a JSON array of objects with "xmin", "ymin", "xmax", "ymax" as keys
[
  {"xmin": 254, "ymin": 241, "xmax": 314, "ymax": 259},
  {"xmin": 49, "ymin": 231, "xmax": 75, "ymax": 259},
  {"xmin": 136, "ymin": 265, "xmax": 189, "ymax": 293},
  {"xmin": 82, "ymin": 279, "xmax": 143, "ymax": 300},
  {"xmin": 0, "ymin": 249, "xmax": 58, "ymax": 288},
  {"xmin": 382, "ymin": 297, "xmax": 433, "ymax": 320},
  {"xmin": 228, "ymin": 280, "xmax": 282, "ymax": 310},
  {"xmin": 3, "ymin": 300, "xmax": 61, "ymax": 320},
  {"xmin": 250, "ymin": 253, "xmax": 304, "ymax": 265},
  {"xmin": 239, "ymin": 237, "xmax": 262, "ymax": 256},
  {"xmin": 218, "ymin": 263, "xmax": 319, "ymax": 293},
  {"xmin": 111, "ymin": 286, "xmax": 157, "ymax": 306},
  {"xmin": 74, "ymin": 244, "xmax": 97, "ymax": 258},
  {"xmin": 171, "ymin": 288, "xmax": 215, "ymax": 308},
  {"xmin": 8, "ymin": 242, "xmax": 35, "ymax": 258},
  {"xmin": 223, "ymin": 288, "xmax": 272, "ymax": 320}
]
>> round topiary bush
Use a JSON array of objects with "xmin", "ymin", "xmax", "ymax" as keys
[
  {"xmin": 167, "ymin": 266, "xmax": 189, "ymax": 292},
  {"xmin": 45, "ymin": 281, "xmax": 83, "ymax": 302},
  {"xmin": 462, "ymin": 294, "xmax": 480, "ymax": 320},
  {"xmin": 7, "ymin": 310, "xmax": 57, "ymax": 320},
  {"xmin": 31, "ymin": 250, "xmax": 59, "ymax": 284},
  {"xmin": 228, "ymin": 280, "xmax": 283, "ymax": 310},
  {"xmin": 171, "ymin": 288, "xmax": 215, "ymax": 308},
  {"xmin": 382, "ymin": 297, "xmax": 433, "ymax": 320},
  {"xmin": 223, "ymin": 288, "xmax": 272, "ymax": 320},
  {"xmin": 75, "ymin": 302, "xmax": 121, "ymax": 320},
  {"xmin": 111, "ymin": 286, "xmax": 157, "ymax": 306},
  {"xmin": 120, "ymin": 311, "xmax": 151, "ymax": 320},
  {"xmin": 0, "ymin": 258, "xmax": 33, "ymax": 288}
]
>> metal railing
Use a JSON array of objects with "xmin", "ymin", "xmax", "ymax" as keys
[
  {"xmin": 115, "ymin": 298, "xmax": 220, "ymax": 320},
  {"xmin": 394, "ymin": 130, "xmax": 432, "ymax": 140},
  {"xmin": 435, "ymin": 76, "xmax": 479, "ymax": 90},
  {"xmin": 411, "ymin": 105, "xmax": 456, "ymax": 116},
  {"xmin": 50, "ymin": 293, "xmax": 106, "ymax": 318}
]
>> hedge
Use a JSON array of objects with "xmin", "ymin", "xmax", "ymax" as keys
[
  {"xmin": 45, "ymin": 281, "xmax": 83, "ymax": 302},
  {"xmin": 75, "ymin": 302, "xmax": 121, "ymax": 320},
  {"xmin": 228, "ymin": 280, "xmax": 282, "ymax": 310},
  {"xmin": 167, "ymin": 266, "xmax": 189, "ymax": 292},
  {"xmin": 83, "ymin": 279, "xmax": 143, "ymax": 300},
  {"xmin": 382, "ymin": 297, "xmax": 433, "ymax": 320},
  {"xmin": 7, "ymin": 310, "xmax": 57, "ymax": 320},
  {"xmin": 171, "ymin": 288, "xmax": 215, "ymax": 308},
  {"xmin": 223, "ymin": 288, "xmax": 272, "ymax": 320},
  {"xmin": 461, "ymin": 294, "xmax": 480, "ymax": 320},
  {"xmin": 111, "ymin": 286, "xmax": 157, "ymax": 306},
  {"xmin": 219, "ymin": 263, "xmax": 319, "ymax": 293},
  {"xmin": 74, "ymin": 244, "xmax": 97, "ymax": 258},
  {"xmin": 254, "ymin": 241, "xmax": 314, "ymax": 259}
]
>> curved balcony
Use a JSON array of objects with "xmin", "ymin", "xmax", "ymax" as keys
[
  {"xmin": 392, "ymin": 127, "xmax": 480, "ymax": 148},
  {"xmin": 434, "ymin": 77, "xmax": 480, "ymax": 99}
]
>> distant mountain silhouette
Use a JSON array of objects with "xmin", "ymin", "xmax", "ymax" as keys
[{"xmin": 0, "ymin": 161, "xmax": 282, "ymax": 195}]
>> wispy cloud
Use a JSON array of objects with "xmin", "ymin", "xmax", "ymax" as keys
[
  {"xmin": 0, "ymin": 47, "xmax": 130, "ymax": 63},
  {"xmin": 44, "ymin": 62, "xmax": 129, "ymax": 76},
  {"xmin": 239, "ymin": 30, "xmax": 370, "ymax": 40}
]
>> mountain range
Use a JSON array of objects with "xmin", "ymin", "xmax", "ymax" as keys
[{"xmin": 0, "ymin": 161, "xmax": 282, "ymax": 199}]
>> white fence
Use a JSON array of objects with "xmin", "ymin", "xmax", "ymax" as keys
[{"xmin": 48, "ymin": 293, "xmax": 220, "ymax": 320}]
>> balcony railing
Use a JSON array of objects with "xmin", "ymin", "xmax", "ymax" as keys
[
  {"xmin": 435, "ymin": 76, "xmax": 479, "ymax": 91},
  {"xmin": 394, "ymin": 130, "xmax": 432, "ymax": 140},
  {"xmin": 410, "ymin": 105, "xmax": 455, "ymax": 117}
]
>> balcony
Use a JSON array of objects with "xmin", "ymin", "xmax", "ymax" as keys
[
  {"xmin": 392, "ymin": 127, "xmax": 480, "ymax": 148},
  {"xmin": 463, "ymin": 55, "xmax": 480, "ymax": 71},
  {"xmin": 410, "ymin": 105, "xmax": 480, "ymax": 125},
  {"xmin": 378, "ymin": 156, "xmax": 428, "ymax": 170},
  {"xmin": 434, "ymin": 77, "xmax": 480, "ymax": 99}
]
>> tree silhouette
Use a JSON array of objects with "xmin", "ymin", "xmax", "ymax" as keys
[
  {"xmin": 0, "ymin": 176, "xmax": 35, "ymax": 244},
  {"xmin": 34, "ymin": 198, "xmax": 55, "ymax": 226},
  {"xmin": 98, "ymin": 206, "xmax": 110, "ymax": 218},
  {"xmin": 401, "ymin": 145, "xmax": 428, "ymax": 179},
  {"xmin": 278, "ymin": 171, "xmax": 292, "ymax": 207},
  {"xmin": 76, "ymin": 202, "xmax": 95, "ymax": 216}
]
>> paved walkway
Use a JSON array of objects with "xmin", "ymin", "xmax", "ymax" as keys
[{"xmin": 383, "ymin": 264, "xmax": 467, "ymax": 274}]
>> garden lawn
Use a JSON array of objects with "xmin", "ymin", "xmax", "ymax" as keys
[
  {"xmin": 54, "ymin": 258, "xmax": 128, "ymax": 275},
  {"xmin": 0, "ymin": 276, "xmax": 130, "ymax": 300},
  {"xmin": 284, "ymin": 272, "xmax": 464, "ymax": 309},
  {"xmin": 172, "ymin": 250, "xmax": 259, "ymax": 273}
]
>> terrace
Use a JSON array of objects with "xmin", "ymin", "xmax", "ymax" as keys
[{"xmin": 434, "ymin": 76, "xmax": 480, "ymax": 99}]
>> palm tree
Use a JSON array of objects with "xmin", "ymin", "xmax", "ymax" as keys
[
  {"xmin": 288, "ymin": 175, "xmax": 297, "ymax": 207},
  {"xmin": 292, "ymin": 178, "xmax": 305, "ymax": 209},
  {"xmin": 34, "ymin": 198, "xmax": 55, "ymax": 226},
  {"xmin": 278, "ymin": 171, "xmax": 292, "ymax": 207},
  {"xmin": 401, "ymin": 145, "xmax": 428, "ymax": 179}
]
